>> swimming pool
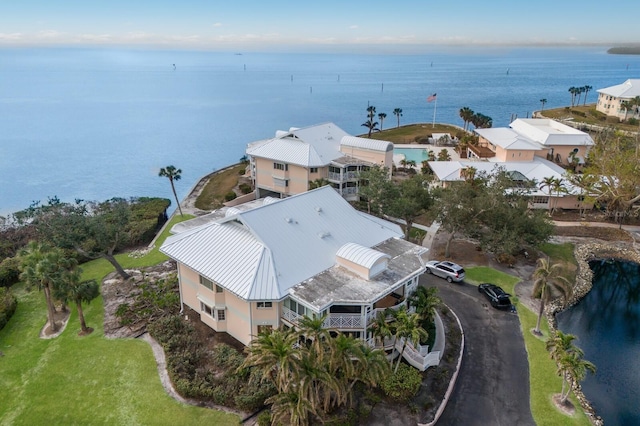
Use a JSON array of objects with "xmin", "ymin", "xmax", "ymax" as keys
[{"xmin": 394, "ymin": 147, "xmax": 430, "ymax": 164}]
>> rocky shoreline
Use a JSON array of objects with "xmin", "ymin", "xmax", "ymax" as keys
[{"xmin": 546, "ymin": 241, "xmax": 640, "ymax": 426}]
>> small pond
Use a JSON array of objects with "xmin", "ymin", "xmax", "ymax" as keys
[{"xmin": 556, "ymin": 259, "xmax": 640, "ymax": 425}]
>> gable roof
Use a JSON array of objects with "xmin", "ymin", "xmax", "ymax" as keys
[
  {"xmin": 597, "ymin": 79, "xmax": 640, "ymax": 98},
  {"xmin": 160, "ymin": 186, "xmax": 405, "ymax": 301}
]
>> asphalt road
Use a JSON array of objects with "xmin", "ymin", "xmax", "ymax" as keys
[{"xmin": 421, "ymin": 274, "xmax": 535, "ymax": 426}]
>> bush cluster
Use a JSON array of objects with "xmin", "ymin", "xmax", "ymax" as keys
[
  {"xmin": 0, "ymin": 287, "xmax": 18, "ymax": 331},
  {"xmin": 224, "ymin": 191, "xmax": 237, "ymax": 201},
  {"xmin": 239, "ymin": 183, "xmax": 253, "ymax": 194},
  {"xmin": 148, "ymin": 314, "xmax": 275, "ymax": 411},
  {"xmin": 0, "ymin": 257, "xmax": 21, "ymax": 287},
  {"xmin": 380, "ymin": 363, "xmax": 422, "ymax": 401}
]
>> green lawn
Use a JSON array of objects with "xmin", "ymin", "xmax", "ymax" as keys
[
  {"xmin": 0, "ymin": 215, "xmax": 240, "ymax": 425},
  {"xmin": 465, "ymin": 266, "xmax": 590, "ymax": 426}
]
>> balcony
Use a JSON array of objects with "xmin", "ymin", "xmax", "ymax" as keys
[
  {"xmin": 328, "ymin": 171, "xmax": 359, "ymax": 181},
  {"xmin": 281, "ymin": 306, "xmax": 364, "ymax": 330}
]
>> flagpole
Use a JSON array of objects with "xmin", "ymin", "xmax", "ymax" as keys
[{"xmin": 432, "ymin": 97, "xmax": 437, "ymax": 128}]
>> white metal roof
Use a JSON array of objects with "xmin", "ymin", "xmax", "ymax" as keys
[
  {"xmin": 427, "ymin": 157, "xmax": 576, "ymax": 195},
  {"xmin": 509, "ymin": 119, "xmax": 594, "ymax": 147},
  {"xmin": 336, "ymin": 242, "xmax": 390, "ymax": 269},
  {"xmin": 160, "ymin": 186, "xmax": 405, "ymax": 301},
  {"xmin": 245, "ymin": 122, "xmax": 350, "ymax": 167},
  {"xmin": 475, "ymin": 128, "xmax": 542, "ymax": 150},
  {"xmin": 597, "ymin": 79, "xmax": 640, "ymax": 98},
  {"xmin": 340, "ymin": 136, "xmax": 393, "ymax": 152}
]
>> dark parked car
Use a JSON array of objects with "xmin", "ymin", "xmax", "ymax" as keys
[
  {"xmin": 425, "ymin": 260, "xmax": 465, "ymax": 283},
  {"xmin": 478, "ymin": 283, "xmax": 512, "ymax": 309}
]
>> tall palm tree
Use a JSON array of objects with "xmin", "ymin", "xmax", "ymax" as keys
[
  {"xmin": 532, "ymin": 258, "xmax": 572, "ymax": 335},
  {"xmin": 158, "ymin": 165, "xmax": 184, "ymax": 216},
  {"xmin": 370, "ymin": 310, "xmax": 393, "ymax": 347},
  {"xmin": 298, "ymin": 315, "xmax": 331, "ymax": 363},
  {"xmin": 546, "ymin": 330, "xmax": 583, "ymax": 363},
  {"xmin": 61, "ymin": 268, "xmax": 99, "ymax": 334},
  {"xmin": 539, "ymin": 176, "xmax": 557, "ymax": 214},
  {"xmin": 621, "ymin": 100, "xmax": 634, "ymax": 121},
  {"xmin": 582, "ymin": 85, "xmax": 593, "ymax": 105},
  {"xmin": 459, "ymin": 107, "xmax": 474, "ymax": 131},
  {"xmin": 378, "ymin": 112, "xmax": 387, "ymax": 130},
  {"xmin": 393, "ymin": 108, "xmax": 403, "ymax": 128},
  {"xmin": 240, "ymin": 327, "xmax": 301, "ymax": 393},
  {"xmin": 568, "ymin": 87, "xmax": 577, "ymax": 107},
  {"xmin": 266, "ymin": 390, "xmax": 317, "ymax": 426},
  {"xmin": 539, "ymin": 98, "xmax": 547, "ymax": 112},
  {"xmin": 19, "ymin": 242, "xmax": 66, "ymax": 333}
]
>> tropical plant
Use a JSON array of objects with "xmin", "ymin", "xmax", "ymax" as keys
[
  {"xmin": 378, "ymin": 112, "xmax": 387, "ymax": 130},
  {"xmin": 59, "ymin": 268, "xmax": 99, "ymax": 334},
  {"xmin": 18, "ymin": 242, "xmax": 67, "ymax": 333},
  {"xmin": 532, "ymin": 258, "xmax": 572, "ymax": 335},
  {"xmin": 392, "ymin": 307, "xmax": 428, "ymax": 373},
  {"xmin": 393, "ymin": 108, "xmax": 403, "ymax": 128},
  {"xmin": 621, "ymin": 100, "xmax": 634, "ymax": 121},
  {"xmin": 362, "ymin": 106, "xmax": 379, "ymax": 138},
  {"xmin": 459, "ymin": 107, "xmax": 474, "ymax": 131},
  {"xmin": 582, "ymin": 85, "xmax": 593, "ymax": 105},
  {"xmin": 437, "ymin": 149, "xmax": 451, "ymax": 161},
  {"xmin": 159, "ymin": 165, "xmax": 184, "ymax": 216},
  {"xmin": 556, "ymin": 351, "xmax": 596, "ymax": 404},
  {"xmin": 568, "ymin": 86, "xmax": 577, "ymax": 107},
  {"xmin": 539, "ymin": 98, "xmax": 547, "ymax": 112},
  {"xmin": 308, "ymin": 178, "xmax": 330, "ymax": 190},
  {"xmin": 408, "ymin": 286, "xmax": 441, "ymax": 324},
  {"xmin": 370, "ymin": 309, "xmax": 393, "ymax": 347}
]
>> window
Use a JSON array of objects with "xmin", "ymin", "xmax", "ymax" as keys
[
  {"xmin": 257, "ymin": 302, "xmax": 273, "ymax": 309},
  {"xmin": 273, "ymin": 162, "xmax": 288, "ymax": 171},
  {"xmin": 532, "ymin": 196, "xmax": 549, "ymax": 204},
  {"xmin": 199, "ymin": 275, "xmax": 213, "ymax": 290},
  {"xmin": 257, "ymin": 325, "xmax": 273, "ymax": 335},
  {"xmin": 310, "ymin": 167, "xmax": 318, "ymax": 173},
  {"xmin": 217, "ymin": 309, "xmax": 226, "ymax": 321},
  {"xmin": 216, "ymin": 285, "xmax": 224, "ymax": 293},
  {"xmin": 200, "ymin": 302, "xmax": 213, "ymax": 317}
]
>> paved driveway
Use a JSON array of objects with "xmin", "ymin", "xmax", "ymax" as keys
[{"xmin": 422, "ymin": 274, "xmax": 535, "ymax": 426}]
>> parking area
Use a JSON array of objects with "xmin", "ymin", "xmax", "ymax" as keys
[{"xmin": 421, "ymin": 273, "xmax": 535, "ymax": 426}]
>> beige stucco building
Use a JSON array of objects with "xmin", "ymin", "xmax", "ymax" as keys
[
  {"xmin": 246, "ymin": 123, "xmax": 394, "ymax": 201},
  {"xmin": 596, "ymin": 79, "xmax": 640, "ymax": 119},
  {"xmin": 430, "ymin": 118, "xmax": 594, "ymax": 211},
  {"xmin": 160, "ymin": 187, "xmax": 434, "ymax": 368}
]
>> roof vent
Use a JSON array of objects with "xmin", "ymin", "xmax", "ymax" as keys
[
  {"xmin": 318, "ymin": 231, "xmax": 331, "ymax": 239},
  {"xmin": 315, "ymin": 206, "xmax": 322, "ymax": 213},
  {"xmin": 285, "ymin": 217, "xmax": 293, "ymax": 223}
]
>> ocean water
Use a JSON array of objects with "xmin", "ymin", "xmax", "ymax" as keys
[
  {"xmin": 1, "ymin": 46, "xmax": 638, "ymax": 215},
  {"xmin": 557, "ymin": 260, "xmax": 640, "ymax": 425}
]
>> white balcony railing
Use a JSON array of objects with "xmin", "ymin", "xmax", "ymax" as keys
[{"xmin": 281, "ymin": 306, "xmax": 364, "ymax": 330}]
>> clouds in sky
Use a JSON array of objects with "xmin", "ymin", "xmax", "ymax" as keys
[{"xmin": 0, "ymin": 1, "xmax": 638, "ymax": 51}]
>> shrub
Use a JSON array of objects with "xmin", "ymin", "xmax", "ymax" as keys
[
  {"xmin": 256, "ymin": 411, "xmax": 272, "ymax": 426},
  {"xmin": 629, "ymin": 118, "xmax": 639, "ymax": 125},
  {"xmin": 0, "ymin": 287, "xmax": 18, "ymax": 331},
  {"xmin": 224, "ymin": 191, "xmax": 237, "ymax": 201},
  {"xmin": 211, "ymin": 343, "xmax": 245, "ymax": 371},
  {"xmin": 239, "ymin": 183, "xmax": 253, "ymax": 194},
  {"xmin": 381, "ymin": 363, "xmax": 422, "ymax": 401},
  {"xmin": 0, "ymin": 257, "xmax": 21, "ymax": 287}
]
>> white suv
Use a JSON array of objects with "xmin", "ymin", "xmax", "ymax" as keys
[{"xmin": 425, "ymin": 260, "xmax": 466, "ymax": 283}]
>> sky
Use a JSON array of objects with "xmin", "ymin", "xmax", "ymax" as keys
[{"xmin": 1, "ymin": 1, "xmax": 639, "ymax": 52}]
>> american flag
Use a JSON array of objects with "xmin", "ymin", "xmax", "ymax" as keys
[{"xmin": 427, "ymin": 93, "xmax": 437, "ymax": 103}]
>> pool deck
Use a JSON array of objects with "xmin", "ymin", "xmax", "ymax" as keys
[{"xmin": 393, "ymin": 143, "xmax": 461, "ymax": 166}]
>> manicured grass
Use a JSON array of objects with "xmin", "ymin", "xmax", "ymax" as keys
[
  {"xmin": 539, "ymin": 242, "xmax": 576, "ymax": 264},
  {"xmin": 0, "ymin": 214, "xmax": 240, "ymax": 425},
  {"xmin": 369, "ymin": 123, "xmax": 463, "ymax": 144},
  {"xmin": 465, "ymin": 266, "xmax": 590, "ymax": 426}
]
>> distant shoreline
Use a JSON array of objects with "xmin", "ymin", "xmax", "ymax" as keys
[{"xmin": 607, "ymin": 47, "xmax": 640, "ymax": 55}]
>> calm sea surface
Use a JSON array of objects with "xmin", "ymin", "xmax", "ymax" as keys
[
  {"xmin": 1, "ymin": 46, "xmax": 638, "ymax": 215},
  {"xmin": 557, "ymin": 260, "xmax": 640, "ymax": 424}
]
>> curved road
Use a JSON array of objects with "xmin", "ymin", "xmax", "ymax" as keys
[{"xmin": 421, "ymin": 274, "xmax": 535, "ymax": 426}]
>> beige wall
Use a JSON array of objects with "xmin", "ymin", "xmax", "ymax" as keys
[
  {"xmin": 254, "ymin": 157, "xmax": 333, "ymax": 196},
  {"xmin": 534, "ymin": 145, "xmax": 589, "ymax": 166},
  {"xmin": 494, "ymin": 146, "xmax": 536, "ymax": 162},
  {"xmin": 597, "ymin": 92, "xmax": 623, "ymax": 118},
  {"xmin": 340, "ymin": 146, "xmax": 393, "ymax": 169}
]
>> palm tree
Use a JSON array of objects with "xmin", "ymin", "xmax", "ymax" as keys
[
  {"xmin": 19, "ymin": 242, "xmax": 67, "ymax": 333},
  {"xmin": 392, "ymin": 307, "xmax": 428, "ymax": 372},
  {"xmin": 531, "ymin": 258, "xmax": 572, "ymax": 335},
  {"xmin": 267, "ymin": 390, "xmax": 317, "ymax": 426},
  {"xmin": 408, "ymin": 286, "xmax": 441, "ymax": 324},
  {"xmin": 370, "ymin": 310, "xmax": 393, "ymax": 347},
  {"xmin": 298, "ymin": 315, "xmax": 331, "ymax": 363},
  {"xmin": 539, "ymin": 98, "xmax": 547, "ymax": 112},
  {"xmin": 546, "ymin": 330, "xmax": 583, "ymax": 363},
  {"xmin": 393, "ymin": 108, "xmax": 403, "ymax": 128},
  {"xmin": 539, "ymin": 176, "xmax": 557, "ymax": 214},
  {"xmin": 378, "ymin": 112, "xmax": 387, "ymax": 130},
  {"xmin": 568, "ymin": 87, "xmax": 577, "ymax": 107},
  {"xmin": 437, "ymin": 149, "xmax": 451, "ymax": 161},
  {"xmin": 557, "ymin": 351, "xmax": 596, "ymax": 404},
  {"xmin": 61, "ymin": 268, "xmax": 99, "ymax": 334},
  {"xmin": 582, "ymin": 85, "xmax": 593, "ymax": 105},
  {"xmin": 239, "ymin": 327, "xmax": 301, "ymax": 392},
  {"xmin": 459, "ymin": 107, "xmax": 474, "ymax": 131},
  {"xmin": 575, "ymin": 86, "xmax": 585, "ymax": 106},
  {"xmin": 158, "ymin": 165, "xmax": 184, "ymax": 216},
  {"xmin": 550, "ymin": 178, "xmax": 567, "ymax": 213},
  {"xmin": 621, "ymin": 100, "xmax": 634, "ymax": 121}
]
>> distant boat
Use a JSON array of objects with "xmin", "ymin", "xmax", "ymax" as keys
[
  {"xmin": 506, "ymin": 68, "xmax": 510, "ymax": 75},
  {"xmin": 235, "ymin": 53, "xmax": 243, "ymax": 55},
  {"xmin": 172, "ymin": 64, "xmax": 176, "ymax": 70}
]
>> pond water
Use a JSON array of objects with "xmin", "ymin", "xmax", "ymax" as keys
[{"xmin": 556, "ymin": 259, "xmax": 640, "ymax": 425}]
